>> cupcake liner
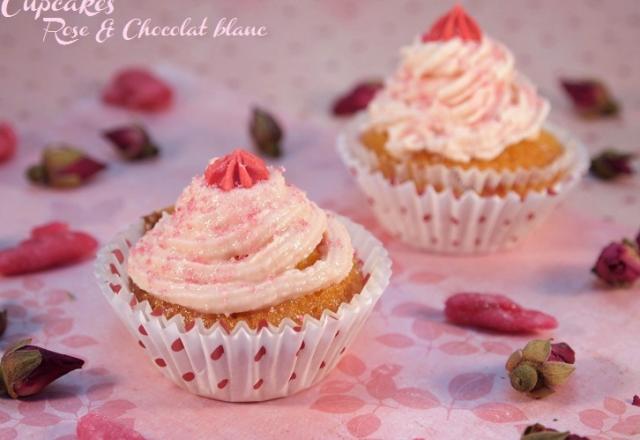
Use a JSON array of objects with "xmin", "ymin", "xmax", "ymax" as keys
[
  {"xmin": 95, "ymin": 216, "xmax": 391, "ymax": 402},
  {"xmin": 346, "ymin": 114, "xmax": 583, "ymax": 196},
  {"xmin": 337, "ymin": 118, "xmax": 589, "ymax": 254}
]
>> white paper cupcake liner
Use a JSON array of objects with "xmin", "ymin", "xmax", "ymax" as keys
[
  {"xmin": 346, "ymin": 114, "xmax": 583, "ymax": 196},
  {"xmin": 95, "ymin": 216, "xmax": 391, "ymax": 402},
  {"xmin": 337, "ymin": 118, "xmax": 589, "ymax": 254}
]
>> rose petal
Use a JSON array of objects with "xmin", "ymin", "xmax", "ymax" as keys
[
  {"xmin": 103, "ymin": 68, "xmax": 173, "ymax": 112},
  {"xmin": 332, "ymin": 80, "xmax": 383, "ymax": 116},
  {"xmin": 0, "ymin": 222, "xmax": 98, "ymax": 276},
  {"xmin": 445, "ymin": 292, "xmax": 558, "ymax": 333},
  {"xmin": 0, "ymin": 122, "xmax": 18, "ymax": 164}
]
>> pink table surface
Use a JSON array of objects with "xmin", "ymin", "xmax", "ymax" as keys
[{"xmin": 1, "ymin": 1, "xmax": 640, "ymax": 439}]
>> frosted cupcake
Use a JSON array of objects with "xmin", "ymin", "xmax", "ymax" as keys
[
  {"xmin": 96, "ymin": 149, "xmax": 390, "ymax": 401},
  {"xmin": 338, "ymin": 5, "xmax": 587, "ymax": 254}
]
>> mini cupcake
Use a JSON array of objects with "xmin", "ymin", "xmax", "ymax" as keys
[
  {"xmin": 96, "ymin": 149, "xmax": 390, "ymax": 401},
  {"xmin": 338, "ymin": 5, "xmax": 588, "ymax": 254}
]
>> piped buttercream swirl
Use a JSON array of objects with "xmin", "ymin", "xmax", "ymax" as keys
[
  {"xmin": 127, "ymin": 166, "xmax": 354, "ymax": 315},
  {"xmin": 366, "ymin": 36, "xmax": 549, "ymax": 162}
]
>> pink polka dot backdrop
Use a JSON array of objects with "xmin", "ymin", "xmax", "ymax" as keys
[{"xmin": 1, "ymin": 0, "xmax": 640, "ymax": 439}]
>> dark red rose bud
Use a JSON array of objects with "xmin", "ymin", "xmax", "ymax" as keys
[
  {"xmin": 0, "ymin": 122, "xmax": 18, "ymax": 164},
  {"xmin": 0, "ymin": 310, "xmax": 6, "ymax": 338},
  {"xmin": 0, "ymin": 339, "xmax": 84, "ymax": 399},
  {"xmin": 103, "ymin": 68, "xmax": 173, "ymax": 112},
  {"xmin": 560, "ymin": 79, "xmax": 619, "ymax": 118},
  {"xmin": 589, "ymin": 149, "xmax": 635, "ymax": 180},
  {"xmin": 592, "ymin": 240, "xmax": 640, "ymax": 287},
  {"xmin": 636, "ymin": 230, "xmax": 640, "ymax": 251},
  {"xmin": 103, "ymin": 125, "xmax": 159, "ymax": 161},
  {"xmin": 249, "ymin": 107, "xmax": 283, "ymax": 158},
  {"xmin": 332, "ymin": 80, "xmax": 383, "ymax": 116},
  {"xmin": 632, "ymin": 395, "xmax": 640, "ymax": 407},
  {"xmin": 548, "ymin": 342, "xmax": 576, "ymax": 364},
  {"xmin": 27, "ymin": 146, "xmax": 106, "ymax": 189}
]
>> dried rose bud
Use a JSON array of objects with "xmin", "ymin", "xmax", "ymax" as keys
[
  {"xmin": 332, "ymin": 80, "xmax": 383, "ymax": 116},
  {"xmin": 592, "ymin": 240, "xmax": 640, "ymax": 287},
  {"xmin": 506, "ymin": 339, "xmax": 575, "ymax": 398},
  {"xmin": 249, "ymin": 107, "xmax": 283, "ymax": 158},
  {"xmin": 636, "ymin": 229, "xmax": 640, "ymax": 251},
  {"xmin": 0, "ymin": 310, "xmax": 6, "ymax": 338},
  {"xmin": 589, "ymin": 150, "xmax": 635, "ymax": 180},
  {"xmin": 632, "ymin": 395, "xmax": 640, "ymax": 406},
  {"xmin": 561, "ymin": 79, "xmax": 619, "ymax": 118},
  {"xmin": 0, "ymin": 339, "xmax": 84, "ymax": 399},
  {"xmin": 103, "ymin": 125, "xmax": 159, "ymax": 161},
  {"xmin": 27, "ymin": 145, "xmax": 106, "ymax": 189},
  {"xmin": 521, "ymin": 423, "xmax": 590, "ymax": 440},
  {"xmin": 0, "ymin": 122, "xmax": 18, "ymax": 164}
]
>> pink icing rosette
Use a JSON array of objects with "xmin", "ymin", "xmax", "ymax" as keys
[{"xmin": 96, "ymin": 150, "xmax": 391, "ymax": 401}]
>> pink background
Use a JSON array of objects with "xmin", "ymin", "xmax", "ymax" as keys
[{"xmin": 1, "ymin": 0, "xmax": 639, "ymax": 439}]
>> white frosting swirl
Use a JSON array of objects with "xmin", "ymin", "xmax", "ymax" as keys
[
  {"xmin": 367, "ymin": 36, "xmax": 549, "ymax": 162},
  {"xmin": 127, "ymin": 169, "xmax": 354, "ymax": 315}
]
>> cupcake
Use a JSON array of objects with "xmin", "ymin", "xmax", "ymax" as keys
[
  {"xmin": 337, "ymin": 5, "xmax": 588, "ymax": 254},
  {"xmin": 96, "ymin": 149, "xmax": 390, "ymax": 401}
]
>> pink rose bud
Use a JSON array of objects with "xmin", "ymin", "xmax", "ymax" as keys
[
  {"xmin": 0, "ymin": 122, "xmax": 17, "ymax": 164},
  {"xmin": 103, "ymin": 124, "xmax": 159, "ymax": 161},
  {"xmin": 0, "ymin": 339, "xmax": 84, "ymax": 399},
  {"xmin": 103, "ymin": 68, "xmax": 173, "ymax": 112},
  {"xmin": 592, "ymin": 241, "xmax": 640, "ymax": 287},
  {"xmin": 332, "ymin": 80, "xmax": 383, "ymax": 116},
  {"xmin": 561, "ymin": 78, "xmax": 619, "ymax": 118}
]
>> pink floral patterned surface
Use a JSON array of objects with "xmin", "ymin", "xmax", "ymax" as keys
[{"xmin": 1, "ymin": 1, "xmax": 639, "ymax": 439}]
